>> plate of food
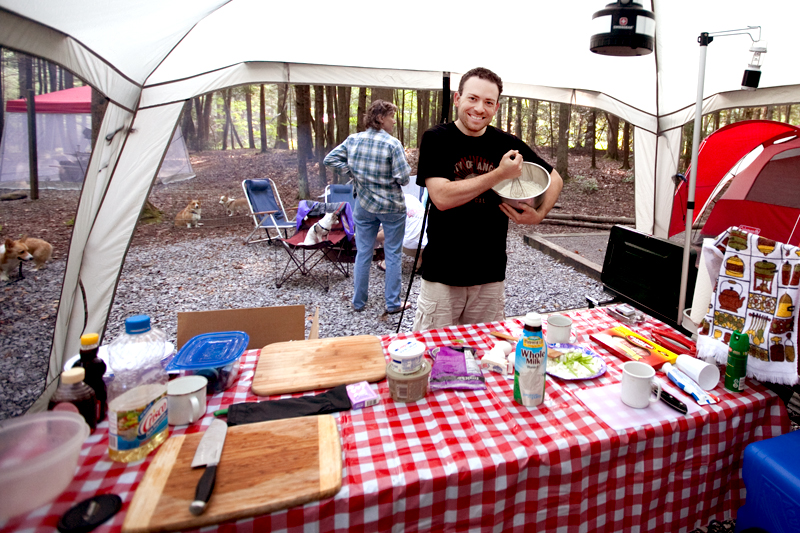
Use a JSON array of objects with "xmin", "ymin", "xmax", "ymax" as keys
[{"xmin": 546, "ymin": 343, "xmax": 606, "ymax": 380}]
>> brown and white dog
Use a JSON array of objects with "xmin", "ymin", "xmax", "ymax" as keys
[
  {"xmin": 219, "ymin": 195, "xmax": 248, "ymax": 216},
  {"xmin": 1, "ymin": 237, "xmax": 32, "ymax": 281},
  {"xmin": 175, "ymin": 200, "xmax": 202, "ymax": 228},
  {"xmin": 1, "ymin": 236, "xmax": 52, "ymax": 281}
]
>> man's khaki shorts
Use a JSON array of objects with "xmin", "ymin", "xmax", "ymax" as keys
[{"xmin": 412, "ymin": 279, "xmax": 505, "ymax": 331}]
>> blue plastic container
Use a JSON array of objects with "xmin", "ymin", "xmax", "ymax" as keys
[
  {"xmin": 166, "ymin": 331, "xmax": 249, "ymax": 394},
  {"xmin": 735, "ymin": 429, "xmax": 800, "ymax": 532}
]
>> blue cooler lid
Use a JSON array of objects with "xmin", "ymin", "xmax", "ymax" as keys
[{"xmin": 166, "ymin": 331, "xmax": 249, "ymax": 371}]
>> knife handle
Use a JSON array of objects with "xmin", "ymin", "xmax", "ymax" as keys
[{"xmin": 189, "ymin": 465, "xmax": 217, "ymax": 516}]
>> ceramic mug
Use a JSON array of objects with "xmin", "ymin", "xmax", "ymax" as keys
[
  {"xmin": 546, "ymin": 314, "xmax": 573, "ymax": 344},
  {"xmin": 621, "ymin": 361, "xmax": 661, "ymax": 409},
  {"xmin": 167, "ymin": 375, "xmax": 207, "ymax": 425}
]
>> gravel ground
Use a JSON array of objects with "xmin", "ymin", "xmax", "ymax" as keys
[{"xmin": 0, "ymin": 232, "xmax": 609, "ymax": 420}]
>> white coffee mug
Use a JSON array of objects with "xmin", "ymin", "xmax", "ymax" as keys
[
  {"xmin": 167, "ymin": 375, "xmax": 207, "ymax": 426},
  {"xmin": 621, "ymin": 361, "xmax": 661, "ymax": 409},
  {"xmin": 546, "ymin": 314, "xmax": 573, "ymax": 344}
]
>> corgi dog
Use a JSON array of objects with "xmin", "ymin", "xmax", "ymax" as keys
[
  {"xmin": 18, "ymin": 237, "xmax": 52, "ymax": 270},
  {"xmin": 1, "ymin": 237, "xmax": 33, "ymax": 281},
  {"xmin": 219, "ymin": 195, "xmax": 248, "ymax": 216},
  {"xmin": 175, "ymin": 200, "xmax": 202, "ymax": 228},
  {"xmin": 302, "ymin": 211, "xmax": 338, "ymax": 245}
]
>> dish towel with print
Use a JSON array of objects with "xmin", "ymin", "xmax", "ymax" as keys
[{"xmin": 696, "ymin": 226, "xmax": 799, "ymax": 385}]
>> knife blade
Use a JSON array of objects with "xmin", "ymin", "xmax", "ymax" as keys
[
  {"xmin": 189, "ymin": 418, "xmax": 228, "ymax": 516},
  {"xmin": 654, "ymin": 383, "xmax": 688, "ymax": 414}
]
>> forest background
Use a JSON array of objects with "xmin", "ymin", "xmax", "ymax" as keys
[{"xmin": 3, "ymin": 48, "xmax": 799, "ymax": 198}]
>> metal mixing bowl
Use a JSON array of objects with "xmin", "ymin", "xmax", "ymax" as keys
[{"xmin": 492, "ymin": 162, "xmax": 551, "ymax": 209}]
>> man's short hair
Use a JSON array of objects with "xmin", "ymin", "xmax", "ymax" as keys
[
  {"xmin": 458, "ymin": 67, "xmax": 503, "ymax": 98},
  {"xmin": 365, "ymin": 99, "xmax": 398, "ymax": 131}
]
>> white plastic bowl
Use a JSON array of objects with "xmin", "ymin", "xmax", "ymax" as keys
[{"xmin": 0, "ymin": 411, "xmax": 89, "ymax": 520}]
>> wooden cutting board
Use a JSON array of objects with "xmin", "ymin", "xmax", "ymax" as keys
[
  {"xmin": 251, "ymin": 335, "xmax": 386, "ymax": 396},
  {"xmin": 122, "ymin": 415, "xmax": 341, "ymax": 533}
]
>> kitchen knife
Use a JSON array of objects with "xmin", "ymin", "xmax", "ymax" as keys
[
  {"xmin": 189, "ymin": 418, "xmax": 228, "ymax": 516},
  {"xmin": 654, "ymin": 384, "xmax": 688, "ymax": 414}
]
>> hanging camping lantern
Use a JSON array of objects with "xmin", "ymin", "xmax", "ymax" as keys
[{"xmin": 589, "ymin": 0, "xmax": 656, "ymax": 56}]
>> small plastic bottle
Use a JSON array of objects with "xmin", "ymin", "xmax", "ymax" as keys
[
  {"xmin": 725, "ymin": 330, "xmax": 749, "ymax": 392},
  {"xmin": 107, "ymin": 315, "xmax": 169, "ymax": 463},
  {"xmin": 49, "ymin": 367, "xmax": 97, "ymax": 432},
  {"xmin": 74, "ymin": 332, "xmax": 107, "ymax": 422},
  {"xmin": 513, "ymin": 313, "xmax": 547, "ymax": 407}
]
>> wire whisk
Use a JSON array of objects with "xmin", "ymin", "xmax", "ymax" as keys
[{"xmin": 510, "ymin": 176, "xmax": 525, "ymax": 198}]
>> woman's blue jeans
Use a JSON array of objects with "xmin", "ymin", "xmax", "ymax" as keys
[{"xmin": 353, "ymin": 202, "xmax": 406, "ymax": 312}]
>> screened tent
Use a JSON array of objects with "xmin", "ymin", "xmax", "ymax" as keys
[
  {"xmin": 0, "ymin": 86, "xmax": 194, "ymax": 190},
  {"xmin": 1, "ymin": 0, "xmax": 799, "ymax": 411}
]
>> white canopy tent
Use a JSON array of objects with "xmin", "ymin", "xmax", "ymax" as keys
[{"xmin": 1, "ymin": 0, "xmax": 799, "ymax": 410}]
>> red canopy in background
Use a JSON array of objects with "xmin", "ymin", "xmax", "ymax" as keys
[
  {"xmin": 5, "ymin": 85, "xmax": 91, "ymax": 114},
  {"xmin": 668, "ymin": 120, "xmax": 800, "ymax": 237}
]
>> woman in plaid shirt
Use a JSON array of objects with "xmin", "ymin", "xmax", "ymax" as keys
[{"xmin": 324, "ymin": 100, "xmax": 412, "ymax": 314}]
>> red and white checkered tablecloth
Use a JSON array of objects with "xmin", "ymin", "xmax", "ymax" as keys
[{"xmin": 1, "ymin": 308, "xmax": 790, "ymax": 533}]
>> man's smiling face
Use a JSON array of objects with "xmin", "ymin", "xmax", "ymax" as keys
[{"xmin": 454, "ymin": 77, "xmax": 500, "ymax": 137}]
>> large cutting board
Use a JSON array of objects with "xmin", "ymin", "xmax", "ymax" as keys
[
  {"xmin": 251, "ymin": 335, "xmax": 386, "ymax": 396},
  {"xmin": 122, "ymin": 415, "xmax": 341, "ymax": 533}
]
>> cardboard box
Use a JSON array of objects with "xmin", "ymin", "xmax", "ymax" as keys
[{"xmin": 177, "ymin": 305, "xmax": 315, "ymax": 350}]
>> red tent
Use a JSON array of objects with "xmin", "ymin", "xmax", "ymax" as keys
[
  {"xmin": 669, "ymin": 120, "xmax": 800, "ymax": 240},
  {"xmin": 5, "ymin": 85, "xmax": 91, "ymax": 114},
  {"xmin": 701, "ymin": 132, "xmax": 800, "ymax": 245}
]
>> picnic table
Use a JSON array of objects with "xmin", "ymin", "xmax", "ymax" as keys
[{"xmin": 1, "ymin": 307, "xmax": 788, "ymax": 533}]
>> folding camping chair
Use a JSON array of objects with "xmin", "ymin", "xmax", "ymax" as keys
[
  {"xmin": 274, "ymin": 200, "xmax": 355, "ymax": 291},
  {"xmin": 324, "ymin": 182, "xmax": 356, "ymax": 209},
  {"xmin": 242, "ymin": 178, "xmax": 296, "ymax": 244}
]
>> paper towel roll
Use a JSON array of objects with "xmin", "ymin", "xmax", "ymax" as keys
[{"xmin": 690, "ymin": 239, "xmax": 715, "ymax": 325}]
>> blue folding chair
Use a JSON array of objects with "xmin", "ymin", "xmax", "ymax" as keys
[
  {"xmin": 324, "ymin": 182, "xmax": 356, "ymax": 209},
  {"xmin": 242, "ymin": 178, "xmax": 296, "ymax": 244}
]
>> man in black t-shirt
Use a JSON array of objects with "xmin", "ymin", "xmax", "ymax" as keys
[{"xmin": 412, "ymin": 67, "xmax": 563, "ymax": 331}]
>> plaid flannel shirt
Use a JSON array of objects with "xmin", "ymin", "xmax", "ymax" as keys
[{"xmin": 323, "ymin": 128, "xmax": 410, "ymax": 214}]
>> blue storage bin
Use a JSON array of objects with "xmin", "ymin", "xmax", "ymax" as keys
[{"xmin": 735, "ymin": 429, "xmax": 800, "ymax": 533}]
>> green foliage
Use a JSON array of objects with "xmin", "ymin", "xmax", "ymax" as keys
[
  {"xmin": 623, "ymin": 173, "xmax": 634, "ymax": 183},
  {"xmin": 64, "ymin": 219, "xmax": 74, "ymax": 226},
  {"xmin": 575, "ymin": 175, "xmax": 599, "ymax": 193}
]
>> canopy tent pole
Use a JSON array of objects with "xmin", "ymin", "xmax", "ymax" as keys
[{"xmin": 677, "ymin": 33, "xmax": 710, "ymax": 324}]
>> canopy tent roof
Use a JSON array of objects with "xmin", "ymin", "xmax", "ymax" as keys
[
  {"xmin": 1, "ymin": 0, "xmax": 799, "ymax": 412},
  {"xmin": 5, "ymin": 85, "xmax": 90, "ymax": 114}
]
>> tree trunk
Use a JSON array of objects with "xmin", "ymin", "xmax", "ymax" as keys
[
  {"xmin": 48, "ymin": 62, "xmax": 58, "ymax": 93},
  {"xmin": 313, "ymin": 85, "xmax": 327, "ymax": 186},
  {"xmin": 398, "ymin": 90, "xmax": 405, "ymax": 145},
  {"xmin": 222, "ymin": 89, "xmax": 231, "ymax": 150},
  {"xmin": 18, "ymin": 54, "xmax": 32, "ymax": 98},
  {"xmin": 506, "ymin": 97, "xmax": 513, "ymax": 133},
  {"xmin": 202, "ymin": 93, "xmax": 213, "ymax": 149},
  {"xmin": 181, "ymin": 100, "xmax": 195, "ymax": 152},
  {"xmin": 590, "ymin": 109, "xmax": 597, "ymax": 169},
  {"xmin": 245, "ymin": 87, "xmax": 255, "ymax": 149},
  {"xmin": 326, "ymin": 86, "xmax": 335, "ymax": 152},
  {"xmin": 295, "ymin": 86, "xmax": 313, "ymax": 199},
  {"xmin": 371, "ymin": 87, "xmax": 393, "ymax": 104},
  {"xmin": 357, "ymin": 87, "xmax": 367, "ymax": 132},
  {"xmin": 528, "ymin": 99, "xmax": 538, "ymax": 147},
  {"xmin": 605, "ymin": 112, "xmax": 620, "ymax": 160},
  {"xmin": 515, "ymin": 98, "xmax": 523, "ymax": 138},
  {"xmin": 556, "ymin": 103, "xmax": 570, "ymax": 180},
  {"xmin": 336, "ymin": 86, "xmax": 350, "ymax": 144},
  {"xmin": 259, "ymin": 85, "xmax": 268, "ymax": 153},
  {"xmin": 63, "ymin": 70, "xmax": 74, "ymax": 89},
  {"xmin": 295, "ymin": 85, "xmax": 313, "ymax": 162},
  {"xmin": 193, "ymin": 97, "xmax": 204, "ymax": 151},
  {"xmin": 416, "ymin": 90, "xmax": 430, "ymax": 147},
  {"xmin": 496, "ymin": 97, "xmax": 504, "ymax": 131},
  {"xmin": 621, "ymin": 121, "xmax": 631, "ymax": 170},
  {"xmin": 275, "ymin": 83, "xmax": 289, "ymax": 149}
]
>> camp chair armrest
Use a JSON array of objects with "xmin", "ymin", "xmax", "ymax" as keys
[{"xmin": 252, "ymin": 210, "xmax": 279, "ymax": 216}]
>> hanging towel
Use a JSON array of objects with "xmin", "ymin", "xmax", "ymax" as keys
[{"xmin": 697, "ymin": 226, "xmax": 799, "ymax": 385}]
